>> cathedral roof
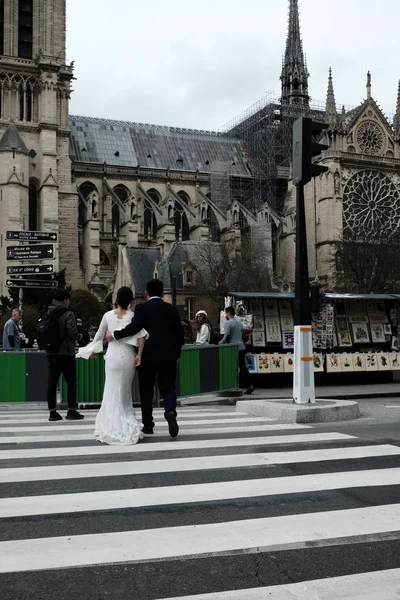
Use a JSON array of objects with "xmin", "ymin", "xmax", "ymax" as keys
[
  {"xmin": 126, "ymin": 247, "xmax": 162, "ymax": 297},
  {"xmin": 69, "ymin": 116, "xmax": 250, "ymax": 177},
  {"xmin": 0, "ymin": 121, "xmax": 28, "ymax": 154}
]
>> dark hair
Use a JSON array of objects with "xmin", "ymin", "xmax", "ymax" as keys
[
  {"xmin": 146, "ymin": 279, "xmax": 163, "ymax": 298},
  {"xmin": 115, "ymin": 286, "xmax": 133, "ymax": 309},
  {"xmin": 225, "ymin": 307, "xmax": 235, "ymax": 316},
  {"xmin": 196, "ymin": 312, "xmax": 210, "ymax": 331},
  {"xmin": 54, "ymin": 289, "xmax": 71, "ymax": 302}
]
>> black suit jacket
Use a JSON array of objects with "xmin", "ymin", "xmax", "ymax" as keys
[{"xmin": 113, "ymin": 298, "xmax": 184, "ymax": 362}]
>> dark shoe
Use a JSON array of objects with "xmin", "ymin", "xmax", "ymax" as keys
[
  {"xmin": 65, "ymin": 410, "xmax": 84, "ymax": 420},
  {"xmin": 141, "ymin": 425, "xmax": 154, "ymax": 435},
  {"xmin": 166, "ymin": 412, "xmax": 179, "ymax": 438},
  {"xmin": 49, "ymin": 411, "xmax": 63, "ymax": 422},
  {"xmin": 244, "ymin": 387, "xmax": 255, "ymax": 395}
]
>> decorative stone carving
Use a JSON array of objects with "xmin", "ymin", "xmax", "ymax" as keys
[
  {"xmin": 343, "ymin": 169, "xmax": 400, "ymax": 234},
  {"xmin": 355, "ymin": 120, "xmax": 385, "ymax": 155}
]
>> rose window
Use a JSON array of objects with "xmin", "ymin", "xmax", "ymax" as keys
[
  {"xmin": 343, "ymin": 170, "xmax": 400, "ymax": 234},
  {"xmin": 355, "ymin": 120, "xmax": 385, "ymax": 155}
]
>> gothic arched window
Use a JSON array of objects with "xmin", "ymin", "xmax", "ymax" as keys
[
  {"xmin": 343, "ymin": 169, "xmax": 400, "ymax": 235},
  {"xmin": 28, "ymin": 181, "xmax": 38, "ymax": 231},
  {"xmin": 174, "ymin": 193, "xmax": 190, "ymax": 241}
]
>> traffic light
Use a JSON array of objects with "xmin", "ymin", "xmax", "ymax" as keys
[{"xmin": 292, "ymin": 117, "xmax": 329, "ymax": 186}]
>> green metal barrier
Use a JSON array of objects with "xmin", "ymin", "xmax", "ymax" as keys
[
  {"xmin": 62, "ymin": 355, "xmax": 106, "ymax": 403},
  {"xmin": 0, "ymin": 352, "xmax": 26, "ymax": 402}
]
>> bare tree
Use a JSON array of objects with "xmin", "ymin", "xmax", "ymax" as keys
[{"xmin": 329, "ymin": 225, "xmax": 400, "ymax": 293}]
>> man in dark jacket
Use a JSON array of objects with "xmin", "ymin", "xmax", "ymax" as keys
[
  {"xmin": 106, "ymin": 279, "xmax": 184, "ymax": 438},
  {"xmin": 46, "ymin": 290, "xmax": 84, "ymax": 422}
]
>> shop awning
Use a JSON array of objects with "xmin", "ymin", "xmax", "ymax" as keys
[
  {"xmin": 325, "ymin": 293, "xmax": 400, "ymax": 301},
  {"xmin": 228, "ymin": 292, "xmax": 295, "ymax": 300}
]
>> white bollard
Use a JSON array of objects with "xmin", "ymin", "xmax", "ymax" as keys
[{"xmin": 293, "ymin": 325, "xmax": 316, "ymax": 404}]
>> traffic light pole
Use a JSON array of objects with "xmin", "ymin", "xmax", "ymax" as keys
[{"xmin": 293, "ymin": 182, "xmax": 315, "ymax": 405}]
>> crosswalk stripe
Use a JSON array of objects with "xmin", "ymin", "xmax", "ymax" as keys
[
  {"xmin": 153, "ymin": 568, "xmax": 400, "ymax": 600},
  {"xmin": 0, "ymin": 423, "xmax": 313, "ymax": 444},
  {"xmin": 0, "ymin": 432, "xmax": 355, "ymax": 460},
  {"xmin": 0, "ymin": 417, "xmax": 277, "ymax": 431},
  {"xmin": 3, "ymin": 466, "xmax": 400, "ymax": 518},
  {"xmin": 0, "ymin": 444, "xmax": 394, "ymax": 483},
  {"xmin": 2, "ymin": 503, "xmax": 400, "ymax": 573},
  {"xmin": 0, "ymin": 409, "xmax": 226, "ymax": 418}
]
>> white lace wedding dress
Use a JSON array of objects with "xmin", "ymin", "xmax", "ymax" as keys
[{"xmin": 77, "ymin": 310, "xmax": 148, "ymax": 445}]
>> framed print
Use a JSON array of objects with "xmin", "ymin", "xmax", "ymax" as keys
[
  {"xmin": 313, "ymin": 353, "xmax": 324, "ymax": 372},
  {"xmin": 265, "ymin": 320, "xmax": 281, "ymax": 343},
  {"xmin": 389, "ymin": 353, "xmax": 400, "ymax": 370},
  {"xmin": 264, "ymin": 299, "xmax": 279, "ymax": 319},
  {"xmin": 348, "ymin": 301, "xmax": 368, "ymax": 324},
  {"xmin": 245, "ymin": 354, "xmax": 257, "ymax": 374},
  {"xmin": 326, "ymin": 353, "xmax": 342, "ymax": 373},
  {"xmin": 252, "ymin": 330, "xmax": 266, "ymax": 347},
  {"xmin": 257, "ymin": 353, "xmax": 271, "ymax": 373},
  {"xmin": 281, "ymin": 317, "xmax": 294, "ymax": 331},
  {"xmin": 282, "ymin": 331, "xmax": 295, "ymax": 350},
  {"xmin": 278, "ymin": 300, "xmax": 293, "ymax": 318},
  {"xmin": 340, "ymin": 353, "xmax": 354, "ymax": 372},
  {"xmin": 384, "ymin": 324, "xmax": 392, "ymax": 336},
  {"xmin": 370, "ymin": 324, "xmax": 385, "ymax": 343},
  {"xmin": 284, "ymin": 353, "xmax": 294, "ymax": 373},
  {"xmin": 351, "ymin": 323, "xmax": 370, "ymax": 344},
  {"xmin": 366, "ymin": 353, "xmax": 379, "ymax": 371},
  {"xmin": 270, "ymin": 354, "xmax": 284, "ymax": 373},
  {"xmin": 367, "ymin": 301, "xmax": 389, "ymax": 324},
  {"xmin": 336, "ymin": 318, "xmax": 352, "ymax": 347},
  {"xmin": 377, "ymin": 353, "xmax": 391, "ymax": 371},
  {"xmin": 253, "ymin": 316, "xmax": 265, "ymax": 331},
  {"xmin": 353, "ymin": 353, "xmax": 366, "ymax": 371},
  {"xmin": 335, "ymin": 301, "xmax": 347, "ymax": 318}
]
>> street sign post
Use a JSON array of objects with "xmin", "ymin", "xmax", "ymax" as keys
[
  {"xmin": 6, "ymin": 231, "xmax": 58, "ymax": 242},
  {"xmin": 6, "ymin": 244, "xmax": 55, "ymax": 261},
  {"xmin": 6, "ymin": 264, "xmax": 54, "ymax": 275},
  {"xmin": 6, "ymin": 279, "xmax": 58, "ymax": 289}
]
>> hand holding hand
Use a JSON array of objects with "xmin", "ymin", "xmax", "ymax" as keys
[
  {"xmin": 105, "ymin": 331, "xmax": 114, "ymax": 342},
  {"xmin": 134, "ymin": 355, "xmax": 141, "ymax": 368},
  {"xmin": 90, "ymin": 353, "xmax": 97, "ymax": 359}
]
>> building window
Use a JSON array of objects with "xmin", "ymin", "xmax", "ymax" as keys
[
  {"xmin": 28, "ymin": 182, "xmax": 38, "ymax": 231},
  {"xmin": 185, "ymin": 270, "xmax": 193, "ymax": 284},
  {"xmin": 18, "ymin": 0, "xmax": 33, "ymax": 59},
  {"xmin": 186, "ymin": 298, "xmax": 195, "ymax": 321},
  {"xmin": 0, "ymin": 0, "xmax": 4, "ymax": 56},
  {"xmin": 112, "ymin": 202, "xmax": 120, "ymax": 238}
]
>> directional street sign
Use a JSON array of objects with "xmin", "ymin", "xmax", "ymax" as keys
[
  {"xmin": 6, "ymin": 279, "xmax": 58, "ymax": 289},
  {"xmin": 6, "ymin": 264, "xmax": 54, "ymax": 275},
  {"xmin": 6, "ymin": 231, "xmax": 58, "ymax": 242},
  {"xmin": 6, "ymin": 244, "xmax": 55, "ymax": 261}
]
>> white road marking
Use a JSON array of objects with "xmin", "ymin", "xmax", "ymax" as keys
[
  {"xmin": 0, "ymin": 442, "xmax": 391, "ymax": 484},
  {"xmin": 153, "ymin": 568, "xmax": 400, "ymax": 600},
  {"xmin": 2, "ymin": 466, "xmax": 400, "ymax": 518},
  {"xmin": 0, "ymin": 432, "xmax": 354, "ymax": 460},
  {"xmin": 2, "ymin": 504, "xmax": 400, "ymax": 573}
]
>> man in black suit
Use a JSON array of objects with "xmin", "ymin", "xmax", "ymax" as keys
[{"xmin": 106, "ymin": 279, "xmax": 184, "ymax": 438}]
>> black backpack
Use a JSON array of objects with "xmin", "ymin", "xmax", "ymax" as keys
[{"xmin": 37, "ymin": 307, "xmax": 67, "ymax": 352}]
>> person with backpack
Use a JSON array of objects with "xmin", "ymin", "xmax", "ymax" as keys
[{"xmin": 38, "ymin": 289, "xmax": 84, "ymax": 422}]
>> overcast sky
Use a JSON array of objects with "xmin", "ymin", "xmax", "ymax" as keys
[{"xmin": 67, "ymin": 0, "xmax": 400, "ymax": 131}]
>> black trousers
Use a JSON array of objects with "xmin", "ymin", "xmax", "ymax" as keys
[
  {"xmin": 138, "ymin": 358, "xmax": 178, "ymax": 427},
  {"xmin": 46, "ymin": 355, "xmax": 77, "ymax": 412},
  {"xmin": 238, "ymin": 350, "xmax": 252, "ymax": 389}
]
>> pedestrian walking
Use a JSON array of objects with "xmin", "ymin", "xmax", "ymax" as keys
[
  {"xmin": 40, "ymin": 290, "xmax": 84, "ymax": 422},
  {"xmin": 2, "ymin": 309, "xmax": 23, "ymax": 349},
  {"xmin": 106, "ymin": 279, "xmax": 184, "ymax": 438},
  {"xmin": 219, "ymin": 306, "xmax": 254, "ymax": 395}
]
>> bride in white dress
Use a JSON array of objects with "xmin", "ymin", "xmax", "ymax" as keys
[{"xmin": 77, "ymin": 287, "xmax": 148, "ymax": 445}]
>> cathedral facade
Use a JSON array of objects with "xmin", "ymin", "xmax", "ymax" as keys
[{"xmin": 0, "ymin": 0, "xmax": 399, "ymax": 312}]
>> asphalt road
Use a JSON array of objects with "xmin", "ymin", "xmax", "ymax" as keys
[{"xmin": 1, "ymin": 402, "xmax": 400, "ymax": 599}]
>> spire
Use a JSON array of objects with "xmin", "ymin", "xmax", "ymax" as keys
[
  {"xmin": 394, "ymin": 80, "xmax": 400, "ymax": 140},
  {"xmin": 280, "ymin": 0, "xmax": 310, "ymax": 106},
  {"xmin": 325, "ymin": 68, "xmax": 337, "ymax": 129},
  {"xmin": 366, "ymin": 71, "xmax": 372, "ymax": 100}
]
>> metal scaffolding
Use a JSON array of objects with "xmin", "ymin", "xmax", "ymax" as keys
[{"xmin": 221, "ymin": 90, "xmax": 351, "ymax": 214}]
